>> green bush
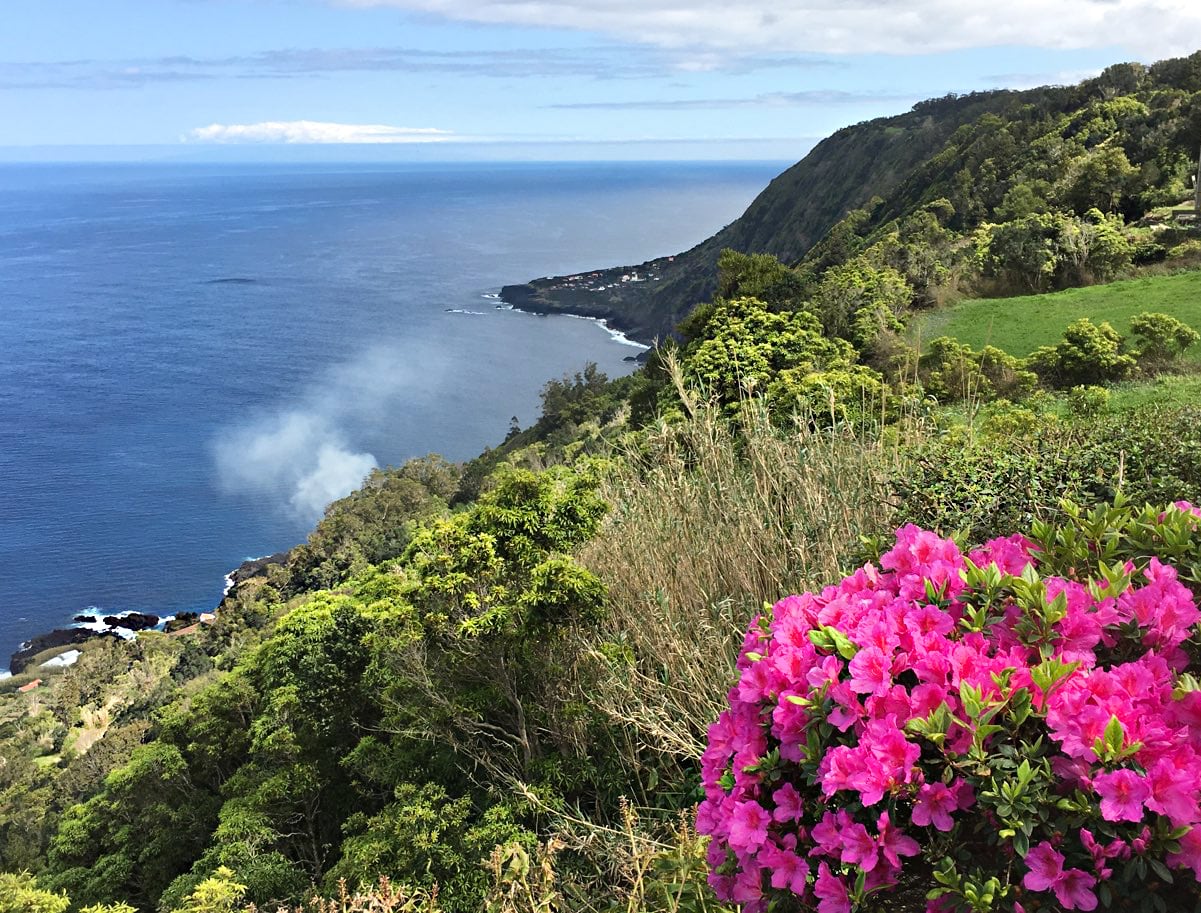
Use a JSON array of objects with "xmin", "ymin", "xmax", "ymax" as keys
[
  {"xmin": 0, "ymin": 873, "xmax": 69, "ymax": 913},
  {"xmin": 1027, "ymin": 317, "xmax": 1136, "ymax": 387},
  {"xmin": 1066, "ymin": 383, "xmax": 1110, "ymax": 417},
  {"xmin": 1129, "ymin": 310, "xmax": 1201, "ymax": 365},
  {"xmin": 895, "ymin": 405, "xmax": 1201, "ymax": 540},
  {"xmin": 921, "ymin": 337, "xmax": 1038, "ymax": 403}
]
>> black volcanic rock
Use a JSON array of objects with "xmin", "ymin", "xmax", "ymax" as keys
[
  {"xmin": 164, "ymin": 612, "xmax": 200, "ymax": 634},
  {"xmin": 103, "ymin": 612, "xmax": 159, "ymax": 632},
  {"xmin": 10, "ymin": 628, "xmax": 113, "ymax": 675},
  {"xmin": 227, "ymin": 551, "xmax": 289, "ymax": 590}
]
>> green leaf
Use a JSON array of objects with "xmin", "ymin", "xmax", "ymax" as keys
[{"xmin": 1104, "ymin": 714, "xmax": 1125, "ymax": 754}]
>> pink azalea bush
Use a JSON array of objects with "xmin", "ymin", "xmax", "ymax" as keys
[{"xmin": 697, "ymin": 500, "xmax": 1201, "ymax": 913}]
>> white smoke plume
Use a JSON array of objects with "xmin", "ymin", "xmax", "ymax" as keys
[
  {"xmin": 212, "ymin": 344, "xmax": 448, "ymax": 523},
  {"xmin": 215, "ymin": 410, "xmax": 377, "ymax": 521}
]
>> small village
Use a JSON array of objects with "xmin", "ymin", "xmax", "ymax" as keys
[{"xmin": 537, "ymin": 255, "xmax": 675, "ymax": 295}]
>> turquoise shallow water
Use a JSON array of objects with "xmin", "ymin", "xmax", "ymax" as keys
[{"xmin": 0, "ymin": 160, "xmax": 783, "ymax": 664}]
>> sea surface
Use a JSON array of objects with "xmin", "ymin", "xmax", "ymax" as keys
[{"xmin": 0, "ymin": 160, "xmax": 784, "ymax": 667}]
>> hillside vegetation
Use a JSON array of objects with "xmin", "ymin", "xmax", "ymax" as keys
[
  {"xmin": 3, "ymin": 51, "xmax": 1201, "ymax": 913},
  {"xmin": 505, "ymin": 53, "xmax": 1201, "ymax": 341}
]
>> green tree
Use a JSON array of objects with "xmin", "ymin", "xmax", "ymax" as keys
[
  {"xmin": 328, "ymin": 784, "xmax": 533, "ymax": 913},
  {"xmin": 684, "ymin": 296, "xmax": 883, "ymax": 424},
  {"xmin": 1061, "ymin": 145, "xmax": 1137, "ymax": 214},
  {"xmin": 812, "ymin": 256, "xmax": 912, "ymax": 345},
  {"xmin": 715, "ymin": 250, "xmax": 808, "ymax": 311},
  {"xmin": 0, "ymin": 872, "xmax": 69, "ymax": 913},
  {"xmin": 44, "ymin": 743, "xmax": 219, "ymax": 910},
  {"xmin": 172, "ymin": 867, "xmax": 246, "ymax": 913}
]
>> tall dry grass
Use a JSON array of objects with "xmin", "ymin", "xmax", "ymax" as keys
[
  {"xmin": 574, "ymin": 369, "xmax": 906, "ymax": 770},
  {"xmin": 245, "ymin": 878, "xmax": 440, "ymax": 913}
]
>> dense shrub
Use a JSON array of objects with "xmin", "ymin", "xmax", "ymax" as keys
[
  {"xmin": 1129, "ymin": 311, "xmax": 1201, "ymax": 367},
  {"xmin": 895, "ymin": 406, "xmax": 1201, "ymax": 541},
  {"xmin": 1027, "ymin": 318, "xmax": 1136, "ymax": 388},
  {"xmin": 698, "ymin": 501, "xmax": 1201, "ymax": 912},
  {"xmin": 921, "ymin": 338, "xmax": 1037, "ymax": 404},
  {"xmin": 681, "ymin": 297, "xmax": 886, "ymax": 426},
  {"xmin": 976, "ymin": 212, "xmax": 1133, "ymax": 293}
]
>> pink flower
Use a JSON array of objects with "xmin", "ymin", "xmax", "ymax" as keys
[
  {"xmin": 810, "ymin": 810, "xmax": 852, "ymax": 859},
  {"xmin": 1022, "ymin": 842, "xmax": 1064, "ymax": 892},
  {"xmin": 1023, "ymin": 842, "xmax": 1097, "ymax": 910},
  {"xmin": 912, "ymin": 782, "xmax": 958, "ymax": 832},
  {"xmin": 849, "ymin": 646, "xmax": 892, "ymax": 696},
  {"xmin": 731, "ymin": 867, "xmax": 765, "ymax": 911},
  {"xmin": 1053, "ymin": 868, "xmax": 1098, "ymax": 911},
  {"xmin": 700, "ymin": 516, "xmax": 1201, "ymax": 909},
  {"xmin": 1145, "ymin": 756, "xmax": 1201, "ymax": 826},
  {"xmin": 772, "ymin": 783, "xmax": 804, "ymax": 823},
  {"xmin": 1093, "ymin": 769, "xmax": 1150, "ymax": 823},
  {"xmin": 877, "ymin": 811, "xmax": 920, "ymax": 869},
  {"xmin": 969, "ymin": 534, "xmax": 1038, "ymax": 575},
  {"xmin": 813, "ymin": 863, "xmax": 851, "ymax": 913},
  {"xmin": 761, "ymin": 843, "xmax": 809, "ymax": 895},
  {"xmin": 728, "ymin": 800, "xmax": 771, "ymax": 851},
  {"xmin": 840, "ymin": 822, "xmax": 880, "ymax": 871}
]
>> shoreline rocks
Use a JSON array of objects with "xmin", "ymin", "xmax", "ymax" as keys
[
  {"xmin": 10, "ymin": 628, "xmax": 117, "ymax": 675},
  {"xmin": 103, "ymin": 612, "xmax": 159, "ymax": 632},
  {"xmin": 224, "ymin": 551, "xmax": 289, "ymax": 594},
  {"xmin": 7, "ymin": 551, "xmax": 290, "ymax": 675}
]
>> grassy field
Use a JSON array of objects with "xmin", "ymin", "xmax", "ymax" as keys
[
  {"xmin": 914, "ymin": 269, "xmax": 1201, "ymax": 361},
  {"xmin": 1106, "ymin": 373, "xmax": 1201, "ymax": 410}
]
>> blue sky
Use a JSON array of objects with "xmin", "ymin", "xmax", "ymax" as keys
[{"xmin": 3, "ymin": 0, "xmax": 1199, "ymax": 159}]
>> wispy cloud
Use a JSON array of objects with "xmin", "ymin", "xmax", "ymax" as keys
[
  {"xmin": 341, "ymin": 0, "xmax": 1201, "ymax": 58},
  {"xmin": 187, "ymin": 120, "xmax": 454, "ymax": 144},
  {"xmin": 0, "ymin": 45, "xmax": 840, "ymax": 90},
  {"xmin": 546, "ymin": 89, "xmax": 917, "ymax": 110},
  {"xmin": 980, "ymin": 68, "xmax": 1108, "ymax": 90}
]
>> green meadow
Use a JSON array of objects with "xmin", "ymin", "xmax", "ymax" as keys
[{"xmin": 915, "ymin": 270, "xmax": 1201, "ymax": 361}]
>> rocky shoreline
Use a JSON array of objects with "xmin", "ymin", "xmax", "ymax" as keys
[{"xmin": 7, "ymin": 551, "xmax": 290, "ymax": 676}]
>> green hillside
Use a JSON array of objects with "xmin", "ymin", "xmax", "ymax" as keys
[
  {"xmin": 501, "ymin": 89, "xmax": 1046, "ymax": 339},
  {"xmin": 915, "ymin": 269, "xmax": 1201, "ymax": 360},
  {"xmin": 505, "ymin": 53, "xmax": 1201, "ymax": 340}
]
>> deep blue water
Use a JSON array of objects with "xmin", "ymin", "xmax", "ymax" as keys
[{"xmin": 0, "ymin": 160, "xmax": 782, "ymax": 666}]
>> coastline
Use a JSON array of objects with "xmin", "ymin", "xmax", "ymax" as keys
[
  {"xmin": 492, "ymin": 296, "xmax": 652, "ymax": 354},
  {"xmin": 4, "ymin": 551, "xmax": 289, "ymax": 678}
]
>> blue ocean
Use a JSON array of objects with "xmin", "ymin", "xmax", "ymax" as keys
[{"xmin": 0, "ymin": 160, "xmax": 782, "ymax": 666}]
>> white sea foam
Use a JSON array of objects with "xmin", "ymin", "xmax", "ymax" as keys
[
  {"xmin": 556, "ymin": 312, "xmax": 651, "ymax": 350},
  {"xmin": 496, "ymin": 302, "xmax": 650, "ymax": 350},
  {"xmin": 223, "ymin": 553, "xmax": 274, "ymax": 596},
  {"xmin": 70, "ymin": 608, "xmax": 141, "ymax": 640},
  {"xmin": 445, "ymin": 308, "xmax": 488, "ymax": 316},
  {"xmin": 40, "ymin": 649, "xmax": 81, "ymax": 669},
  {"xmin": 0, "ymin": 671, "xmax": 11, "ymax": 681}
]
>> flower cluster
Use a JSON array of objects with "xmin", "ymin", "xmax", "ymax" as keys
[{"xmin": 698, "ymin": 502, "xmax": 1201, "ymax": 913}]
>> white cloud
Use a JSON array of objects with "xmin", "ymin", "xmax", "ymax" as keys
[
  {"xmin": 340, "ymin": 0, "xmax": 1201, "ymax": 58},
  {"xmin": 187, "ymin": 120, "xmax": 454, "ymax": 144}
]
